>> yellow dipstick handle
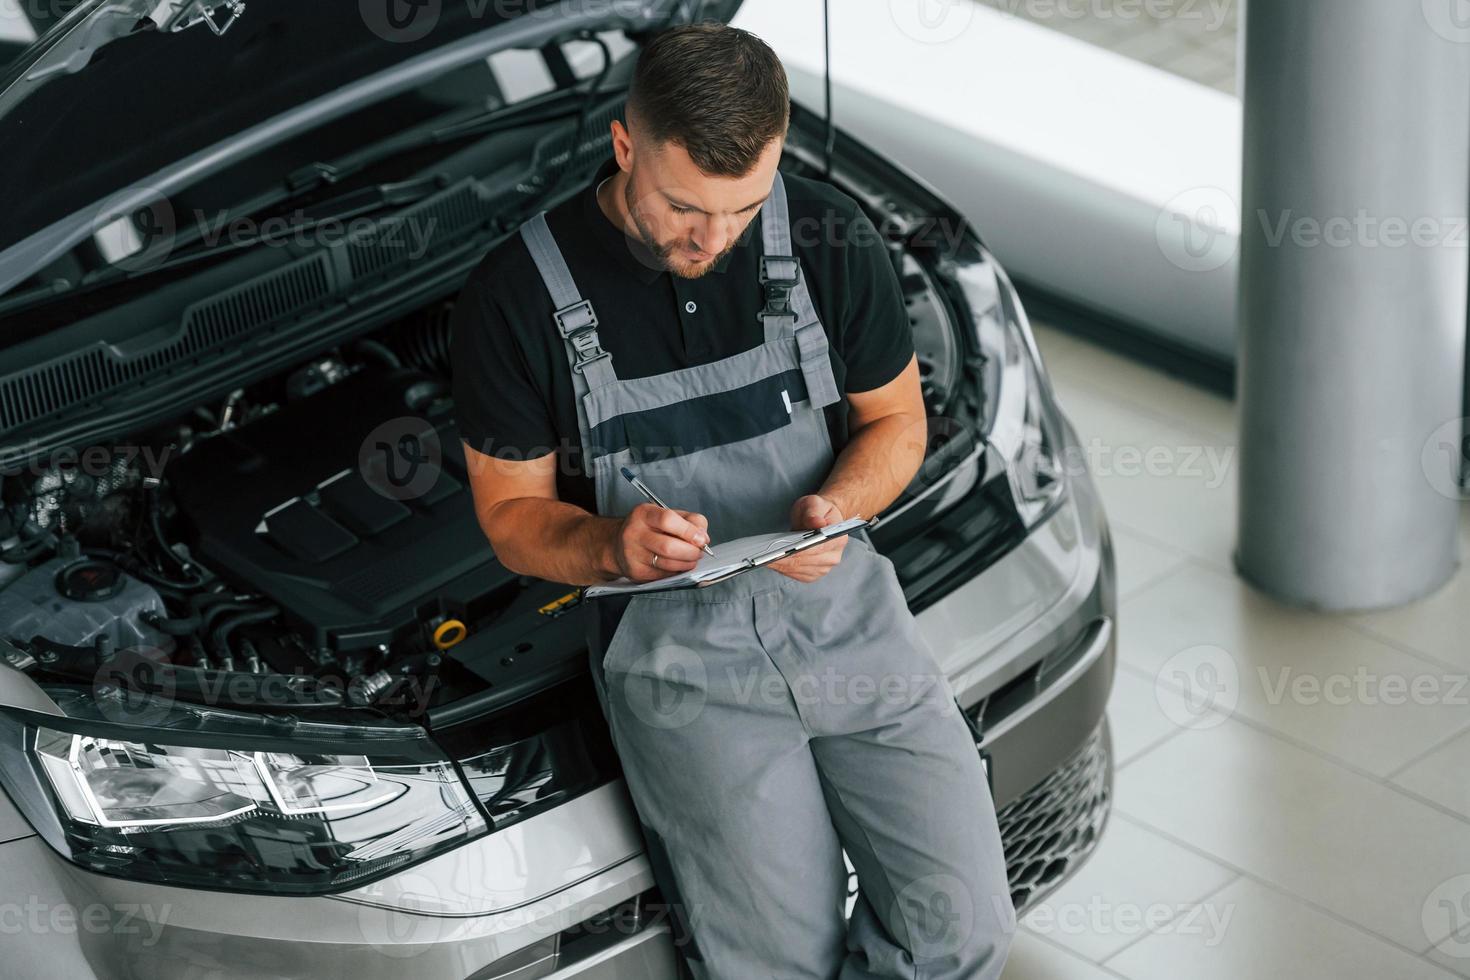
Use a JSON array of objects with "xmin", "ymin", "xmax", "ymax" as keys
[{"xmin": 432, "ymin": 619, "xmax": 468, "ymax": 650}]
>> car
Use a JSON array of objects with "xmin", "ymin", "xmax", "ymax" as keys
[{"xmin": 0, "ymin": 1, "xmax": 1116, "ymax": 977}]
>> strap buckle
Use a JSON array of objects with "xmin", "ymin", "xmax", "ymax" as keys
[
  {"xmin": 553, "ymin": 299, "xmax": 610, "ymax": 375},
  {"xmin": 553, "ymin": 299, "xmax": 598, "ymax": 337},
  {"xmin": 568, "ymin": 332, "xmax": 611, "ymax": 374},
  {"xmin": 758, "ymin": 254, "xmax": 800, "ymax": 322}
]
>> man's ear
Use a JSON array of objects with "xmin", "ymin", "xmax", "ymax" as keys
[{"xmin": 610, "ymin": 118, "xmax": 634, "ymax": 171}]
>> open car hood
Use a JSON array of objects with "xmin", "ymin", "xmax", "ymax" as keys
[{"xmin": 0, "ymin": 0, "xmax": 741, "ymax": 295}]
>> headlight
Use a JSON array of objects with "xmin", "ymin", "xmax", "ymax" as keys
[
  {"xmin": 0, "ymin": 692, "xmax": 486, "ymax": 895},
  {"xmin": 957, "ymin": 253, "xmax": 1069, "ymax": 528}
]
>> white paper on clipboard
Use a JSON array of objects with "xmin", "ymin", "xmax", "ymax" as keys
[{"xmin": 582, "ymin": 517, "xmax": 875, "ymax": 599}]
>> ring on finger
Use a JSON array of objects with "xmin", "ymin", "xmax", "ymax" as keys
[{"xmin": 650, "ymin": 552, "xmax": 660, "ymax": 569}]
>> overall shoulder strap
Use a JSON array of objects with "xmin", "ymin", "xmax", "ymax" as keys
[
  {"xmin": 758, "ymin": 171, "xmax": 841, "ymax": 409},
  {"xmin": 519, "ymin": 211, "xmax": 617, "ymax": 460}
]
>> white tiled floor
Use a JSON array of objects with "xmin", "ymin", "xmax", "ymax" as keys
[{"xmin": 1002, "ymin": 323, "xmax": 1470, "ymax": 979}]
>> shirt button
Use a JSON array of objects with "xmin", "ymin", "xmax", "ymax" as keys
[{"xmin": 684, "ymin": 300, "xmax": 697, "ymax": 314}]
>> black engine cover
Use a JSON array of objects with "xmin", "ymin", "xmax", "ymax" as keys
[{"xmin": 171, "ymin": 368, "xmax": 512, "ymax": 651}]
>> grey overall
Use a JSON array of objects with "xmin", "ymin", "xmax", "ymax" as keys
[{"xmin": 519, "ymin": 171, "xmax": 1015, "ymax": 979}]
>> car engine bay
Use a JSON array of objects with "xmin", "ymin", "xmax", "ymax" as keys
[{"xmin": 0, "ymin": 306, "xmax": 592, "ymax": 718}]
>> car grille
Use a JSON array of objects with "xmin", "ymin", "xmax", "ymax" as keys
[{"xmin": 996, "ymin": 719, "xmax": 1112, "ymax": 913}]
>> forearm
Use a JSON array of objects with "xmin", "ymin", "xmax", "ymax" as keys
[
  {"xmin": 477, "ymin": 497, "xmax": 620, "ymax": 586},
  {"xmin": 819, "ymin": 410, "xmax": 928, "ymax": 520}
]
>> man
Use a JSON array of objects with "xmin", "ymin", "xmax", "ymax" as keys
[{"xmin": 450, "ymin": 22, "xmax": 1015, "ymax": 979}]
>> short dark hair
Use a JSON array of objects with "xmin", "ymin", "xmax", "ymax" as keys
[{"xmin": 626, "ymin": 23, "xmax": 790, "ymax": 177}]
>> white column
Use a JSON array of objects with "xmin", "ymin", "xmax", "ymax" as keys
[{"xmin": 1237, "ymin": 0, "xmax": 1470, "ymax": 608}]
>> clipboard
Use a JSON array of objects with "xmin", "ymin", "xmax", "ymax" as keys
[{"xmin": 581, "ymin": 516, "xmax": 877, "ymax": 599}]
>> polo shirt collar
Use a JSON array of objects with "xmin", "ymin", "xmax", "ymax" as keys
[{"xmin": 582, "ymin": 157, "xmax": 740, "ymax": 283}]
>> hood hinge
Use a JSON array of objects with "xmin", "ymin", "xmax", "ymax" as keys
[{"xmin": 154, "ymin": 0, "xmax": 246, "ymax": 36}]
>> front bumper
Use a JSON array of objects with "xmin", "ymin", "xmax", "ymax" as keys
[{"xmin": 920, "ymin": 419, "xmax": 1118, "ymax": 914}]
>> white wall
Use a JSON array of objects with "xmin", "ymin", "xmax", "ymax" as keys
[{"xmin": 733, "ymin": 0, "xmax": 1243, "ymax": 361}]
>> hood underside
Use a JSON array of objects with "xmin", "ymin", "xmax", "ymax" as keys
[{"xmin": 0, "ymin": 0, "xmax": 740, "ymax": 274}]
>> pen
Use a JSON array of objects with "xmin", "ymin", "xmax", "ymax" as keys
[{"xmin": 620, "ymin": 466, "xmax": 716, "ymax": 556}]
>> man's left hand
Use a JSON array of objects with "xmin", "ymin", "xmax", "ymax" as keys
[{"xmin": 766, "ymin": 494, "xmax": 847, "ymax": 583}]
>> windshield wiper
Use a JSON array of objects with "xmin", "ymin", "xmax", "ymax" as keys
[
  {"xmin": 127, "ymin": 171, "xmax": 452, "ymax": 277},
  {"xmin": 70, "ymin": 81, "xmax": 624, "ymax": 292},
  {"xmin": 172, "ymin": 81, "xmax": 619, "ymax": 254}
]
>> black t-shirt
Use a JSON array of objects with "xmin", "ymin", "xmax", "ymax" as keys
[{"xmin": 449, "ymin": 155, "xmax": 915, "ymax": 514}]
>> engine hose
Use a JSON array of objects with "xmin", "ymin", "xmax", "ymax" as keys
[
  {"xmin": 124, "ymin": 559, "xmax": 210, "ymax": 593},
  {"xmin": 147, "ymin": 491, "xmax": 189, "ymax": 574},
  {"xmin": 395, "ymin": 307, "xmax": 453, "ymax": 375},
  {"xmin": 199, "ymin": 599, "xmax": 268, "ymax": 634},
  {"xmin": 75, "ymin": 547, "xmax": 189, "ymax": 602},
  {"xmin": 353, "ymin": 339, "xmax": 402, "ymax": 369},
  {"xmin": 137, "ymin": 588, "xmax": 247, "ymax": 638},
  {"xmin": 140, "ymin": 611, "xmax": 199, "ymax": 636},
  {"xmin": 82, "ymin": 543, "xmax": 209, "ymax": 594},
  {"xmin": 2, "ymin": 532, "xmax": 56, "ymax": 563},
  {"xmin": 210, "ymin": 605, "xmax": 281, "ymax": 662},
  {"xmin": 186, "ymin": 590, "xmax": 236, "ymax": 612}
]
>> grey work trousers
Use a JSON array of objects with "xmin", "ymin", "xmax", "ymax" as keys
[{"xmin": 589, "ymin": 534, "xmax": 1017, "ymax": 979}]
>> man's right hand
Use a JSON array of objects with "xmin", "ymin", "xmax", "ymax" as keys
[
  {"xmin": 610, "ymin": 503, "xmax": 711, "ymax": 582},
  {"xmin": 463, "ymin": 443, "xmax": 711, "ymax": 587}
]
